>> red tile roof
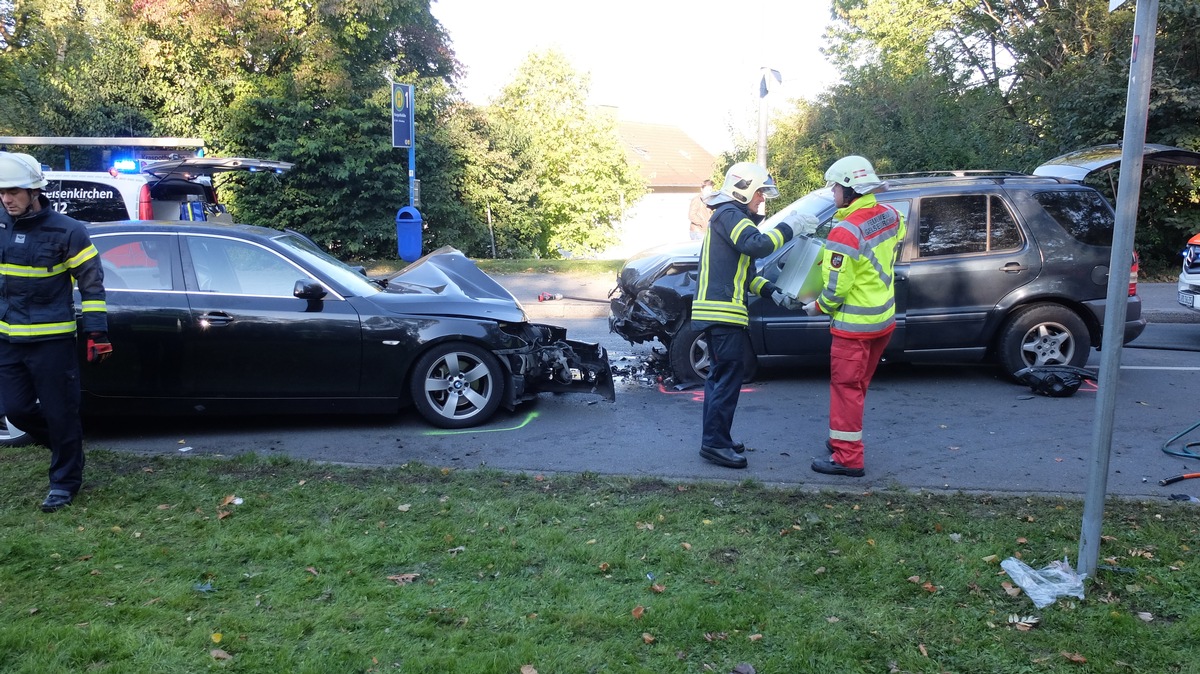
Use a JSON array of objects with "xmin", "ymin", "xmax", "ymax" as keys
[{"xmin": 616, "ymin": 121, "xmax": 716, "ymax": 189}]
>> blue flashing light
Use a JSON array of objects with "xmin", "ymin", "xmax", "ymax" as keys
[{"xmin": 112, "ymin": 159, "xmax": 140, "ymax": 174}]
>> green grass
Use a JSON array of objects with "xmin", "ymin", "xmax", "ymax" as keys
[{"xmin": 2, "ymin": 449, "xmax": 1198, "ymax": 673}]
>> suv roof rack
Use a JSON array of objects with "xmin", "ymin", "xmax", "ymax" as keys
[{"xmin": 881, "ymin": 170, "xmax": 1029, "ymax": 179}]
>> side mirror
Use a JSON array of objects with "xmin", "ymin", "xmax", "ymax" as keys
[{"xmin": 293, "ymin": 279, "xmax": 327, "ymax": 300}]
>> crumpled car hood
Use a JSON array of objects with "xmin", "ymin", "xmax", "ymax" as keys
[
  {"xmin": 615, "ymin": 240, "xmax": 700, "ymax": 293},
  {"xmin": 380, "ymin": 246, "xmax": 528, "ymax": 322}
]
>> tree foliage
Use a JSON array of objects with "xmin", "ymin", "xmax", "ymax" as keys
[
  {"xmin": 0, "ymin": 1, "xmax": 643, "ymax": 260},
  {"xmin": 764, "ymin": 0, "xmax": 1200, "ymax": 271},
  {"xmin": 488, "ymin": 50, "xmax": 647, "ymax": 258}
]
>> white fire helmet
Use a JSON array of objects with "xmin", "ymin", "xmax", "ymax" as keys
[
  {"xmin": 824, "ymin": 155, "xmax": 883, "ymax": 194},
  {"xmin": 0, "ymin": 151, "xmax": 48, "ymax": 189},
  {"xmin": 716, "ymin": 162, "xmax": 779, "ymax": 205}
]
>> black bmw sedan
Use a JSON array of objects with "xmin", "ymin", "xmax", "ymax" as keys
[{"xmin": 1, "ymin": 221, "xmax": 614, "ymax": 444}]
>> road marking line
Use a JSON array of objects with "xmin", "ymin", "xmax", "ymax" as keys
[
  {"xmin": 1120, "ymin": 366, "xmax": 1200, "ymax": 371},
  {"xmin": 423, "ymin": 411, "xmax": 539, "ymax": 435}
]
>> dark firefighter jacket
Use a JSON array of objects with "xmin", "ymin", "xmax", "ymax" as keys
[
  {"xmin": 0, "ymin": 194, "xmax": 108, "ymax": 342},
  {"xmin": 692, "ymin": 200, "xmax": 792, "ymax": 330}
]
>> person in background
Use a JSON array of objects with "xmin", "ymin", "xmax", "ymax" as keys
[
  {"xmin": 688, "ymin": 179, "xmax": 715, "ymax": 240},
  {"xmin": 0, "ymin": 151, "xmax": 111, "ymax": 512},
  {"xmin": 693, "ymin": 163, "xmax": 796, "ymax": 469},
  {"xmin": 802, "ymin": 155, "xmax": 906, "ymax": 478}
]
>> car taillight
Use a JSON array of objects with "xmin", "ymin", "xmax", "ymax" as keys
[
  {"xmin": 137, "ymin": 184, "xmax": 153, "ymax": 220},
  {"xmin": 1128, "ymin": 251, "xmax": 1139, "ymax": 297}
]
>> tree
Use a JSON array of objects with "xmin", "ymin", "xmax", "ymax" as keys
[
  {"xmin": 765, "ymin": 0, "xmax": 1200, "ymax": 271},
  {"xmin": 487, "ymin": 50, "xmax": 646, "ymax": 258}
]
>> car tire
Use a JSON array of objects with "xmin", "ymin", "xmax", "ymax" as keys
[
  {"xmin": 668, "ymin": 321, "xmax": 759, "ymax": 385},
  {"xmin": 997, "ymin": 303, "xmax": 1091, "ymax": 377},
  {"xmin": 0, "ymin": 415, "xmax": 30, "ymax": 448},
  {"xmin": 409, "ymin": 341, "xmax": 505, "ymax": 429}
]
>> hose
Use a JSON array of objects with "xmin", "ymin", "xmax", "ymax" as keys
[{"xmin": 1161, "ymin": 417, "xmax": 1200, "ymax": 460}]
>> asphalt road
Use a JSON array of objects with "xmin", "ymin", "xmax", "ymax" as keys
[{"xmin": 82, "ymin": 317, "xmax": 1200, "ymax": 501}]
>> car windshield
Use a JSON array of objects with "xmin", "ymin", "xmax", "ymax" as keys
[
  {"xmin": 763, "ymin": 190, "xmax": 837, "ymax": 237},
  {"xmin": 272, "ymin": 232, "xmax": 382, "ymax": 296}
]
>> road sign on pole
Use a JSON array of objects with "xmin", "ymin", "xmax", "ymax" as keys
[{"xmin": 392, "ymin": 83, "xmax": 414, "ymax": 149}]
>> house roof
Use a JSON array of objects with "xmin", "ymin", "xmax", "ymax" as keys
[{"xmin": 616, "ymin": 121, "xmax": 716, "ymax": 189}]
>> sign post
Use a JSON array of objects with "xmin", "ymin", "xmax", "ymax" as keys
[{"xmin": 392, "ymin": 83, "xmax": 416, "ymax": 207}]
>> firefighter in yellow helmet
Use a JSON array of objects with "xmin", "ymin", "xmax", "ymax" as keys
[
  {"xmin": 0, "ymin": 151, "xmax": 111, "ymax": 512},
  {"xmin": 803, "ymin": 155, "xmax": 906, "ymax": 477},
  {"xmin": 693, "ymin": 162, "xmax": 794, "ymax": 469}
]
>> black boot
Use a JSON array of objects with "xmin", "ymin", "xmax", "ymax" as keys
[{"xmin": 700, "ymin": 445, "xmax": 748, "ymax": 469}]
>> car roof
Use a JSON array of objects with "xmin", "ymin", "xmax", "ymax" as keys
[
  {"xmin": 86, "ymin": 219, "xmax": 288, "ymax": 239},
  {"xmin": 877, "ymin": 173, "xmax": 1078, "ymax": 193}
]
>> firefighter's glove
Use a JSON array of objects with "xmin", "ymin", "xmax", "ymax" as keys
[
  {"xmin": 790, "ymin": 213, "xmax": 821, "ymax": 233},
  {"xmin": 86, "ymin": 332, "xmax": 113, "ymax": 364},
  {"xmin": 771, "ymin": 290, "xmax": 803, "ymax": 311},
  {"xmin": 801, "ymin": 301, "xmax": 822, "ymax": 316}
]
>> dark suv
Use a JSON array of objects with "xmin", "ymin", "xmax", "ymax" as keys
[{"xmin": 610, "ymin": 166, "xmax": 1147, "ymax": 384}]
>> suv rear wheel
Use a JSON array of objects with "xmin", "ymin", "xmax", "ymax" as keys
[
  {"xmin": 668, "ymin": 317, "xmax": 759, "ymax": 385},
  {"xmin": 997, "ymin": 303, "xmax": 1091, "ymax": 376}
]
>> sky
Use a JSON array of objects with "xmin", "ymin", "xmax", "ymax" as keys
[{"xmin": 430, "ymin": 0, "xmax": 840, "ymax": 156}]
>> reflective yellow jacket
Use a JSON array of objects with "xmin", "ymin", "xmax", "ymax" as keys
[
  {"xmin": 692, "ymin": 201, "xmax": 791, "ymax": 329},
  {"xmin": 815, "ymin": 194, "xmax": 906, "ymax": 339}
]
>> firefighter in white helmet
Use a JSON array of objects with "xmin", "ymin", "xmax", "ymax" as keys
[
  {"xmin": 0, "ymin": 151, "xmax": 111, "ymax": 512},
  {"xmin": 693, "ymin": 162, "xmax": 794, "ymax": 469},
  {"xmin": 804, "ymin": 155, "xmax": 906, "ymax": 477}
]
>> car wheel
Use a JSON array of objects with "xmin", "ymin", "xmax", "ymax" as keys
[
  {"xmin": 409, "ymin": 341, "xmax": 505, "ymax": 429},
  {"xmin": 668, "ymin": 321, "xmax": 758, "ymax": 385},
  {"xmin": 997, "ymin": 304, "xmax": 1091, "ymax": 377},
  {"xmin": 0, "ymin": 415, "xmax": 29, "ymax": 448}
]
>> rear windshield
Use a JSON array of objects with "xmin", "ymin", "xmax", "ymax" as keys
[
  {"xmin": 43, "ymin": 179, "xmax": 130, "ymax": 222},
  {"xmin": 1031, "ymin": 189, "xmax": 1114, "ymax": 246}
]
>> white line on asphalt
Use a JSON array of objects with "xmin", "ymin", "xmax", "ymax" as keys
[{"xmin": 1121, "ymin": 366, "xmax": 1200, "ymax": 371}]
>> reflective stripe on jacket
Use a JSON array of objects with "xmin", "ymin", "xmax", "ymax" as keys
[
  {"xmin": 692, "ymin": 202, "xmax": 789, "ymax": 329},
  {"xmin": 816, "ymin": 194, "xmax": 906, "ymax": 339},
  {"xmin": 0, "ymin": 195, "xmax": 108, "ymax": 342}
]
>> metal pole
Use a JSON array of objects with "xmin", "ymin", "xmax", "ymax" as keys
[
  {"xmin": 1078, "ymin": 0, "xmax": 1158, "ymax": 579},
  {"xmin": 757, "ymin": 88, "xmax": 768, "ymax": 167},
  {"xmin": 408, "ymin": 143, "xmax": 416, "ymax": 208}
]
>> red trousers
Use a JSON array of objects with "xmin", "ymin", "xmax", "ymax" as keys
[{"xmin": 828, "ymin": 332, "xmax": 892, "ymax": 469}]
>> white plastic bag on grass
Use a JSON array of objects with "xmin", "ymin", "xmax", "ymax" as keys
[{"xmin": 1000, "ymin": 556, "xmax": 1086, "ymax": 609}]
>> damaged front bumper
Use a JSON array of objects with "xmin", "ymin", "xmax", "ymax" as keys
[
  {"xmin": 499, "ymin": 323, "xmax": 616, "ymax": 407},
  {"xmin": 608, "ymin": 281, "xmax": 691, "ymax": 347}
]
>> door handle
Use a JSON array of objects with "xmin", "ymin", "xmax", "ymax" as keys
[
  {"xmin": 199, "ymin": 311, "xmax": 233, "ymax": 327},
  {"xmin": 999, "ymin": 262, "xmax": 1027, "ymax": 273}
]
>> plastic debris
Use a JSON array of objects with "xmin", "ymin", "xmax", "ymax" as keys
[{"xmin": 1000, "ymin": 556, "xmax": 1085, "ymax": 608}]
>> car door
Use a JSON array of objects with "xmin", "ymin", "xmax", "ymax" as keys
[
  {"xmin": 894, "ymin": 192, "xmax": 1041, "ymax": 355},
  {"xmin": 179, "ymin": 233, "xmax": 363, "ymax": 398},
  {"xmin": 82, "ymin": 232, "xmax": 190, "ymax": 398}
]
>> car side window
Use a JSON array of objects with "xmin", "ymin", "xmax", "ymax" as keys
[
  {"xmin": 186, "ymin": 236, "xmax": 311, "ymax": 297},
  {"xmin": 43, "ymin": 180, "xmax": 130, "ymax": 222},
  {"xmin": 916, "ymin": 195, "xmax": 1021, "ymax": 257},
  {"xmin": 1030, "ymin": 189, "xmax": 1115, "ymax": 246},
  {"xmin": 93, "ymin": 234, "xmax": 175, "ymax": 290}
]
